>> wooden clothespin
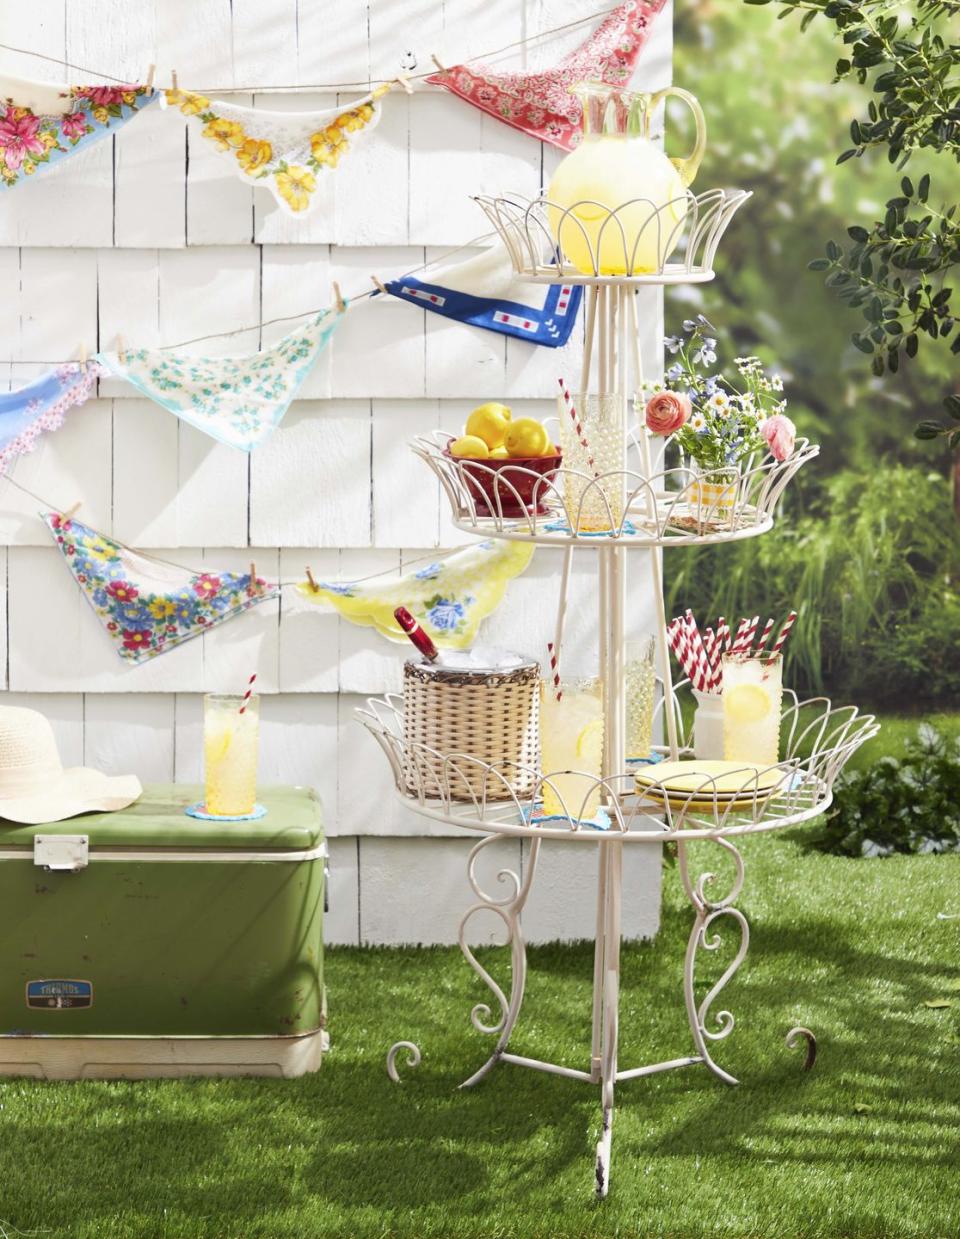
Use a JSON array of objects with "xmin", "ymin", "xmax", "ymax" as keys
[
  {"xmin": 146, "ymin": 64, "xmax": 156, "ymax": 91},
  {"xmin": 394, "ymin": 74, "xmax": 413, "ymax": 95},
  {"xmin": 250, "ymin": 562, "xmax": 259, "ymax": 593},
  {"xmin": 62, "ymin": 502, "xmax": 81, "ymax": 521},
  {"xmin": 305, "ymin": 566, "xmax": 319, "ymax": 594},
  {"xmin": 332, "ymin": 282, "xmax": 346, "ymax": 315},
  {"xmin": 171, "ymin": 69, "xmax": 179, "ymax": 93},
  {"xmin": 370, "ymin": 275, "xmax": 389, "ymax": 296},
  {"xmin": 116, "ymin": 333, "xmax": 126, "ymax": 364},
  {"xmin": 430, "ymin": 54, "xmax": 448, "ymax": 74},
  {"xmin": 79, "ymin": 341, "xmax": 87, "ymax": 372}
]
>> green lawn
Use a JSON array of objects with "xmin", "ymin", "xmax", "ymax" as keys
[{"xmin": 2, "ymin": 830, "xmax": 959, "ymax": 1238}]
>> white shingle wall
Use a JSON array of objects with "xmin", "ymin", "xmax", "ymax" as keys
[{"xmin": 0, "ymin": 0, "xmax": 671, "ymax": 945}]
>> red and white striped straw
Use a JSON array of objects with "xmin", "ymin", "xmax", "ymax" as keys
[
  {"xmin": 756, "ymin": 616, "xmax": 775, "ymax": 652},
  {"xmin": 558, "ymin": 378, "xmax": 597, "ymax": 475},
  {"xmin": 717, "ymin": 617, "xmax": 731, "ymax": 653},
  {"xmin": 238, "ymin": 673, "xmax": 257, "ymax": 715},
  {"xmin": 732, "ymin": 618, "xmax": 750, "ymax": 654},
  {"xmin": 770, "ymin": 610, "xmax": 798, "ymax": 659},
  {"xmin": 546, "ymin": 641, "xmax": 563, "ymax": 703},
  {"xmin": 744, "ymin": 614, "xmax": 760, "ymax": 652}
]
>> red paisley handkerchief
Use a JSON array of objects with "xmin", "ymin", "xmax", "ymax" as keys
[{"xmin": 426, "ymin": 0, "xmax": 668, "ymax": 151}]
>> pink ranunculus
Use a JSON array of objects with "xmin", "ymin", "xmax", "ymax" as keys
[
  {"xmin": 0, "ymin": 107, "xmax": 45, "ymax": 171},
  {"xmin": 60, "ymin": 111, "xmax": 88, "ymax": 140},
  {"xmin": 645, "ymin": 390, "xmax": 692, "ymax": 436},
  {"xmin": 762, "ymin": 413, "xmax": 796, "ymax": 461}
]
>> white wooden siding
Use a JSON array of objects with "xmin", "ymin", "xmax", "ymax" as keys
[{"xmin": 0, "ymin": 0, "xmax": 672, "ymax": 944}]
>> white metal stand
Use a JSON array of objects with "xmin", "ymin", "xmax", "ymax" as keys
[{"xmin": 361, "ymin": 194, "xmax": 877, "ymax": 1199}]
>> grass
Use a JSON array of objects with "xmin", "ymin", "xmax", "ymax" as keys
[{"xmin": 2, "ymin": 832, "xmax": 960, "ymax": 1238}]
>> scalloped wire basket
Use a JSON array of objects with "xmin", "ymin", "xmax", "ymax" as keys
[
  {"xmin": 473, "ymin": 189, "xmax": 752, "ymax": 284},
  {"xmin": 356, "ymin": 682, "xmax": 879, "ymax": 842},
  {"xmin": 412, "ymin": 430, "xmax": 820, "ymax": 545}
]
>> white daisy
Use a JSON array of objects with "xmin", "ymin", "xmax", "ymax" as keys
[
  {"xmin": 771, "ymin": 374, "xmax": 784, "ymax": 391},
  {"xmin": 708, "ymin": 391, "xmax": 730, "ymax": 416},
  {"xmin": 690, "ymin": 412, "xmax": 707, "ymax": 432}
]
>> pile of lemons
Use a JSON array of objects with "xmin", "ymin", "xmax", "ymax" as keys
[{"xmin": 450, "ymin": 403, "xmax": 555, "ymax": 460}]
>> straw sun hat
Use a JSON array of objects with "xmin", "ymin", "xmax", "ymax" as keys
[{"xmin": 0, "ymin": 705, "xmax": 142, "ymax": 825}]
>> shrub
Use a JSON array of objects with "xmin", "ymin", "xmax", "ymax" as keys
[{"xmin": 811, "ymin": 725, "xmax": 960, "ymax": 857}]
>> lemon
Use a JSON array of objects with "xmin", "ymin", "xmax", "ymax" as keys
[
  {"xmin": 489, "ymin": 445, "xmax": 510, "ymax": 459},
  {"xmin": 576, "ymin": 718, "xmax": 604, "ymax": 767},
  {"xmin": 465, "ymin": 402, "xmax": 512, "ymax": 449},
  {"xmin": 505, "ymin": 417, "xmax": 550, "ymax": 458},
  {"xmin": 450, "ymin": 434, "xmax": 489, "ymax": 459},
  {"xmin": 206, "ymin": 730, "xmax": 233, "ymax": 764},
  {"xmin": 724, "ymin": 683, "xmax": 771, "ymax": 724}
]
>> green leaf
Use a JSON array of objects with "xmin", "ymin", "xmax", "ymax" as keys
[
  {"xmin": 826, "ymin": 239, "xmax": 843, "ymax": 261},
  {"xmin": 847, "ymin": 225, "xmax": 870, "ymax": 243},
  {"xmin": 853, "ymin": 1103, "xmax": 874, "ymax": 1115},
  {"xmin": 837, "ymin": 149, "xmax": 859, "ymax": 165},
  {"xmin": 852, "ymin": 334, "xmax": 874, "ymax": 354},
  {"xmin": 915, "ymin": 420, "xmax": 944, "ymax": 439},
  {"xmin": 808, "ymin": 258, "xmax": 831, "ymax": 271},
  {"xmin": 922, "ymin": 999, "xmax": 953, "ymax": 1009},
  {"xmin": 944, "ymin": 395, "xmax": 960, "ymax": 419}
]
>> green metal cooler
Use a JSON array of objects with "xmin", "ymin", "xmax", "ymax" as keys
[{"xmin": 0, "ymin": 784, "xmax": 327, "ymax": 1079}]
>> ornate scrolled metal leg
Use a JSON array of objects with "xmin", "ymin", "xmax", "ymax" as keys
[
  {"xmin": 594, "ymin": 840, "xmax": 623, "ymax": 1200},
  {"xmin": 785, "ymin": 1025, "xmax": 817, "ymax": 1071},
  {"xmin": 458, "ymin": 834, "xmax": 542, "ymax": 1089},
  {"xmin": 386, "ymin": 1041, "xmax": 421, "ymax": 1082},
  {"xmin": 678, "ymin": 836, "xmax": 750, "ymax": 1086}
]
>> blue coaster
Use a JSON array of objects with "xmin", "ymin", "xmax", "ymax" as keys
[
  {"xmin": 525, "ymin": 804, "xmax": 612, "ymax": 832},
  {"xmin": 626, "ymin": 751, "xmax": 665, "ymax": 766},
  {"xmin": 544, "ymin": 518, "xmax": 637, "ymax": 538},
  {"xmin": 185, "ymin": 802, "xmax": 267, "ymax": 822}
]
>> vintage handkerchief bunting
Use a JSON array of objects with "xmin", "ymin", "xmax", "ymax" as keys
[
  {"xmin": 296, "ymin": 539, "xmax": 536, "ymax": 650},
  {"xmin": 0, "ymin": 82, "xmax": 156, "ymax": 188},
  {"xmin": 95, "ymin": 309, "xmax": 342, "ymax": 450},
  {"xmin": 43, "ymin": 512, "xmax": 279, "ymax": 665},
  {"xmin": 166, "ymin": 84, "xmax": 391, "ymax": 215},
  {"xmin": 0, "ymin": 363, "xmax": 105, "ymax": 474}
]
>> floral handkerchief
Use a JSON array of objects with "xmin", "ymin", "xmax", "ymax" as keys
[
  {"xmin": 296, "ymin": 539, "xmax": 535, "ymax": 650},
  {"xmin": 95, "ymin": 310, "xmax": 342, "ymax": 450},
  {"xmin": 0, "ymin": 81, "xmax": 157, "ymax": 188},
  {"xmin": 43, "ymin": 512, "xmax": 278, "ymax": 664},
  {"xmin": 164, "ymin": 84, "xmax": 391, "ymax": 216},
  {"xmin": 0, "ymin": 363, "xmax": 105, "ymax": 474}
]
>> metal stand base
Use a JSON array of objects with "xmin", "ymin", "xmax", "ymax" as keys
[{"xmin": 388, "ymin": 832, "xmax": 780, "ymax": 1199}]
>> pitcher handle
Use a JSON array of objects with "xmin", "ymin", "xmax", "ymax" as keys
[{"xmin": 649, "ymin": 87, "xmax": 706, "ymax": 187}]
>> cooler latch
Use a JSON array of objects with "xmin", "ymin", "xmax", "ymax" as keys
[{"xmin": 33, "ymin": 834, "xmax": 89, "ymax": 872}]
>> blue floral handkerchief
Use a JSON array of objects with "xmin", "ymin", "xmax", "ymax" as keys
[
  {"xmin": 0, "ymin": 363, "xmax": 104, "ymax": 474},
  {"xmin": 95, "ymin": 309, "xmax": 342, "ymax": 450},
  {"xmin": 43, "ymin": 512, "xmax": 279, "ymax": 664}
]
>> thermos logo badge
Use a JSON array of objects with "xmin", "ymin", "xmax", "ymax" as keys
[{"xmin": 26, "ymin": 979, "xmax": 93, "ymax": 1010}]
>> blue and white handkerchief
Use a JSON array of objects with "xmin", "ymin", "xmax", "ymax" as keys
[{"xmin": 0, "ymin": 363, "xmax": 104, "ymax": 474}]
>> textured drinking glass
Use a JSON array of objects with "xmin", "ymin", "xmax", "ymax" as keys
[
  {"xmin": 540, "ymin": 679, "xmax": 603, "ymax": 819},
  {"xmin": 722, "ymin": 653, "xmax": 783, "ymax": 766},
  {"xmin": 204, "ymin": 693, "xmax": 260, "ymax": 816},
  {"xmin": 557, "ymin": 392, "xmax": 625, "ymax": 533},
  {"xmin": 625, "ymin": 637, "xmax": 656, "ymax": 759}
]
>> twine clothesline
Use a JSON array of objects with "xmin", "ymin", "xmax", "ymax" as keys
[
  {"xmin": 0, "ymin": 4, "xmax": 617, "ymax": 94},
  {"xmin": 0, "ymin": 470, "xmax": 470, "ymax": 590}
]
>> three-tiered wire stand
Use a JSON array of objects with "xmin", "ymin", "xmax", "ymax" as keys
[{"xmin": 359, "ymin": 189, "xmax": 878, "ymax": 1198}]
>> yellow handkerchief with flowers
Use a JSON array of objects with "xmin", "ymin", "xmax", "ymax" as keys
[
  {"xmin": 296, "ymin": 540, "xmax": 535, "ymax": 649},
  {"xmin": 164, "ymin": 84, "xmax": 391, "ymax": 216}
]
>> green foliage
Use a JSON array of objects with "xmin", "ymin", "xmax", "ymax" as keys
[
  {"xmin": 668, "ymin": 463, "xmax": 960, "ymax": 707},
  {"xmin": 813, "ymin": 724, "xmax": 960, "ymax": 856},
  {"xmin": 741, "ymin": 0, "xmax": 960, "ymax": 433}
]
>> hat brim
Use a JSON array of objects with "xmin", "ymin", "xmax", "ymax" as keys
[{"xmin": 0, "ymin": 769, "xmax": 142, "ymax": 825}]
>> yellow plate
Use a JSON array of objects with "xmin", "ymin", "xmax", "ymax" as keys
[{"xmin": 634, "ymin": 759, "xmax": 786, "ymax": 805}]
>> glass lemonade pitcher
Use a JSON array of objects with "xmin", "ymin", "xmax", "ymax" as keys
[{"xmin": 547, "ymin": 83, "xmax": 706, "ymax": 275}]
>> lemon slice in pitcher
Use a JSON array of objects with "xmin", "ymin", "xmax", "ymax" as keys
[{"xmin": 724, "ymin": 683, "xmax": 771, "ymax": 724}]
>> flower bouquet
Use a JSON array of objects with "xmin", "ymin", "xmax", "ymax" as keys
[{"xmin": 640, "ymin": 316, "xmax": 798, "ymax": 529}]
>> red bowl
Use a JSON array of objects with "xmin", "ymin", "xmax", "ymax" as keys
[{"xmin": 443, "ymin": 444, "xmax": 563, "ymax": 518}]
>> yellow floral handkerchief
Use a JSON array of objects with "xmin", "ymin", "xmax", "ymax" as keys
[
  {"xmin": 296, "ymin": 540, "xmax": 536, "ymax": 649},
  {"xmin": 165, "ymin": 84, "xmax": 391, "ymax": 216}
]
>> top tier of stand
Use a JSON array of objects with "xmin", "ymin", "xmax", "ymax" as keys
[{"xmin": 473, "ymin": 189, "xmax": 752, "ymax": 286}]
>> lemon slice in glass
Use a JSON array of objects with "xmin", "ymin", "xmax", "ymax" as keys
[
  {"xmin": 724, "ymin": 683, "xmax": 771, "ymax": 724},
  {"xmin": 206, "ymin": 729, "xmax": 233, "ymax": 764},
  {"xmin": 576, "ymin": 718, "xmax": 604, "ymax": 766}
]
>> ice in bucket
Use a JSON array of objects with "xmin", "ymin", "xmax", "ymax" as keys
[{"xmin": 204, "ymin": 693, "xmax": 260, "ymax": 816}]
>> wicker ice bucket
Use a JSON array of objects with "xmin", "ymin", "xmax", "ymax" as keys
[{"xmin": 402, "ymin": 649, "xmax": 540, "ymax": 802}]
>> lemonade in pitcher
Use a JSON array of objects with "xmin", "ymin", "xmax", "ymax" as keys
[{"xmin": 547, "ymin": 83, "xmax": 706, "ymax": 275}]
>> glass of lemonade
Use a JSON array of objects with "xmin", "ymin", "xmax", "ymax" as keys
[
  {"xmin": 540, "ymin": 679, "xmax": 604, "ymax": 820},
  {"xmin": 204, "ymin": 693, "xmax": 260, "ymax": 816},
  {"xmin": 557, "ymin": 392, "xmax": 625, "ymax": 533},
  {"xmin": 722, "ymin": 653, "xmax": 783, "ymax": 767},
  {"xmin": 625, "ymin": 636, "xmax": 656, "ymax": 760}
]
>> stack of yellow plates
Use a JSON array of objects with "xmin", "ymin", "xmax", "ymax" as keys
[{"xmin": 634, "ymin": 759, "xmax": 787, "ymax": 812}]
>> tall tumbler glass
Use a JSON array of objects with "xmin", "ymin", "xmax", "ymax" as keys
[
  {"xmin": 722, "ymin": 653, "xmax": 783, "ymax": 766},
  {"xmin": 557, "ymin": 392, "xmax": 625, "ymax": 533},
  {"xmin": 625, "ymin": 636, "xmax": 656, "ymax": 759},
  {"xmin": 204, "ymin": 693, "xmax": 260, "ymax": 816},
  {"xmin": 540, "ymin": 678, "xmax": 603, "ymax": 820}
]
